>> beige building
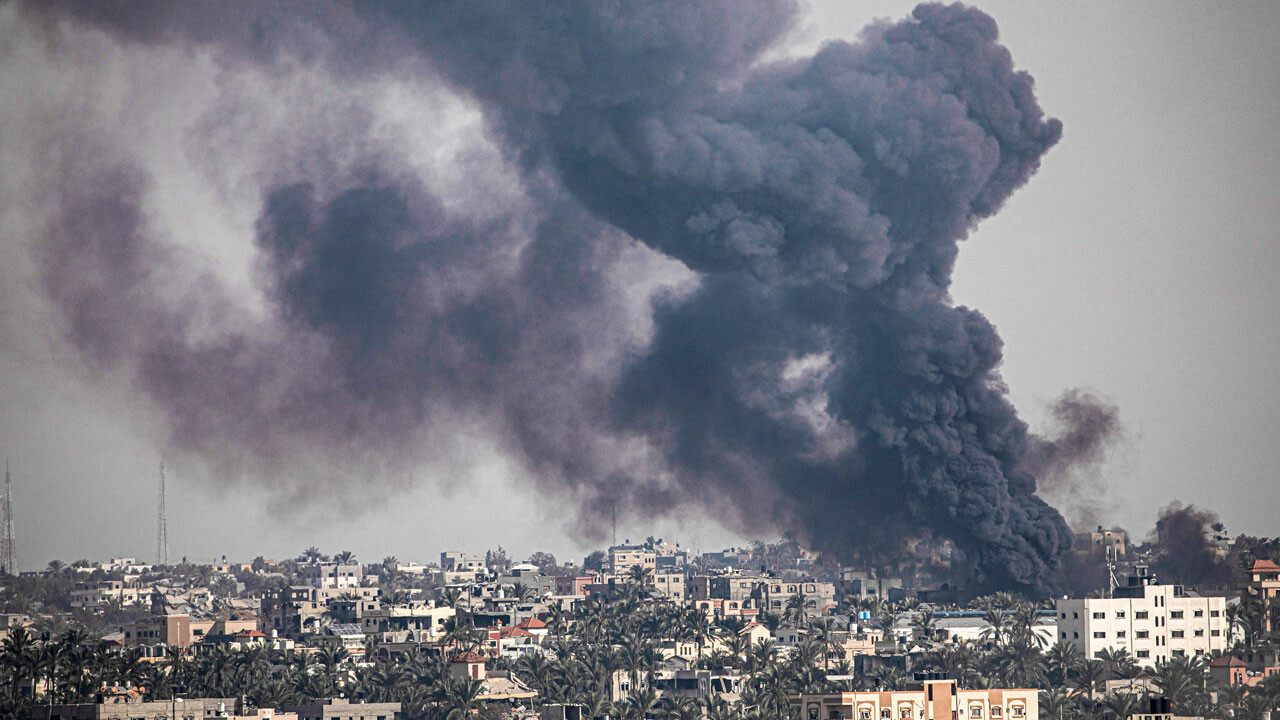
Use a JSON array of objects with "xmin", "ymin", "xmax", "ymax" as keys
[
  {"xmin": 30, "ymin": 696, "xmax": 241, "ymax": 719},
  {"xmin": 122, "ymin": 613, "xmax": 197, "ymax": 649},
  {"xmin": 653, "ymin": 571, "xmax": 686, "ymax": 601},
  {"xmin": 763, "ymin": 580, "xmax": 836, "ymax": 617},
  {"xmin": 1242, "ymin": 559, "xmax": 1280, "ymax": 641},
  {"xmin": 1054, "ymin": 570, "xmax": 1227, "ymax": 666},
  {"xmin": 1073, "ymin": 527, "xmax": 1128, "ymax": 558},
  {"xmin": 608, "ymin": 545, "xmax": 656, "ymax": 575},
  {"xmin": 282, "ymin": 699, "xmax": 399, "ymax": 720},
  {"xmin": 796, "ymin": 679, "xmax": 1037, "ymax": 720}
]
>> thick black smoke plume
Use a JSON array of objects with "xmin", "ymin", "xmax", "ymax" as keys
[
  {"xmin": 1150, "ymin": 503, "xmax": 1235, "ymax": 588},
  {"xmin": 22, "ymin": 1, "xmax": 1077, "ymax": 590}
]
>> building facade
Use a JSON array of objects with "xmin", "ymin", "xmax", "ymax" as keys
[
  {"xmin": 1054, "ymin": 570, "xmax": 1227, "ymax": 666},
  {"xmin": 795, "ymin": 679, "xmax": 1037, "ymax": 720}
]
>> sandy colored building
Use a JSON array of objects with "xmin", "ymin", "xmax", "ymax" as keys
[{"xmin": 795, "ymin": 678, "xmax": 1037, "ymax": 720}]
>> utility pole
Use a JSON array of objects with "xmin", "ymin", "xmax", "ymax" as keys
[
  {"xmin": 156, "ymin": 461, "xmax": 168, "ymax": 566},
  {"xmin": 2, "ymin": 460, "xmax": 15, "ymax": 575}
]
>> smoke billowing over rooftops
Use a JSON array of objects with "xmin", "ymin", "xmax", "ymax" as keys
[{"xmin": 17, "ymin": 1, "xmax": 1114, "ymax": 593}]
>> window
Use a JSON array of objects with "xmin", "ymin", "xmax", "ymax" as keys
[
  {"xmin": 1211, "ymin": 630, "xmax": 1221, "ymax": 637},
  {"xmin": 1171, "ymin": 630, "xmax": 1184, "ymax": 638},
  {"xmin": 1093, "ymin": 612, "xmax": 1106, "ymax": 619},
  {"xmin": 860, "ymin": 710, "xmax": 871, "ymax": 720},
  {"xmin": 882, "ymin": 709, "xmax": 892, "ymax": 719},
  {"xmin": 1137, "ymin": 650, "xmax": 1150, "ymax": 658},
  {"xmin": 1172, "ymin": 650, "xmax": 1185, "ymax": 658},
  {"xmin": 1116, "ymin": 610, "xmax": 1125, "ymax": 619},
  {"xmin": 1170, "ymin": 611, "xmax": 1183, "ymax": 619},
  {"xmin": 1136, "ymin": 631, "xmax": 1149, "ymax": 639},
  {"xmin": 1073, "ymin": 632, "xmax": 1079, "ymax": 639},
  {"xmin": 1061, "ymin": 613, "xmax": 1066, "ymax": 619},
  {"xmin": 1073, "ymin": 612, "xmax": 1079, "ymax": 619},
  {"xmin": 970, "ymin": 708, "xmax": 983, "ymax": 719},
  {"xmin": 992, "ymin": 708, "xmax": 1002, "ymax": 718},
  {"xmin": 1012, "ymin": 707, "xmax": 1024, "ymax": 718},
  {"xmin": 1094, "ymin": 632, "xmax": 1106, "ymax": 638},
  {"xmin": 1117, "ymin": 630, "xmax": 1127, "ymax": 638},
  {"xmin": 1135, "ymin": 611, "xmax": 1149, "ymax": 619},
  {"xmin": 1210, "ymin": 610, "xmax": 1220, "ymax": 617},
  {"xmin": 901, "ymin": 708, "xmax": 913, "ymax": 718},
  {"xmin": 1194, "ymin": 630, "xmax": 1204, "ymax": 637}
]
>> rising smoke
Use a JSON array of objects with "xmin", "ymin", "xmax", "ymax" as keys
[
  {"xmin": 1022, "ymin": 389, "xmax": 1123, "ymax": 529},
  {"xmin": 20, "ymin": 1, "xmax": 1093, "ymax": 591}
]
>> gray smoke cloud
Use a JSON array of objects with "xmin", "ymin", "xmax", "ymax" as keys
[
  {"xmin": 1022, "ymin": 389, "xmax": 1124, "ymax": 529},
  {"xmin": 20, "ymin": 1, "xmax": 1079, "ymax": 591}
]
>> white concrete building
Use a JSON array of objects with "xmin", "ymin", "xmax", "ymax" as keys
[
  {"xmin": 1054, "ymin": 569, "xmax": 1227, "ymax": 666},
  {"xmin": 300, "ymin": 562, "xmax": 362, "ymax": 589}
]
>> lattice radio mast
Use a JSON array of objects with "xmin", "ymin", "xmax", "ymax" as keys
[
  {"xmin": 156, "ymin": 461, "xmax": 169, "ymax": 566},
  {"xmin": 2, "ymin": 460, "xmax": 15, "ymax": 575}
]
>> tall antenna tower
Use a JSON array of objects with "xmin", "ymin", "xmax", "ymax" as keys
[
  {"xmin": 156, "ymin": 461, "xmax": 168, "ymax": 566},
  {"xmin": 2, "ymin": 461, "xmax": 15, "ymax": 575}
]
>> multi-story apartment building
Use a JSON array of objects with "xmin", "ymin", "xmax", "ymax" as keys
[
  {"xmin": 70, "ymin": 580, "xmax": 144, "ymax": 610},
  {"xmin": 1055, "ymin": 568, "xmax": 1227, "ymax": 666},
  {"xmin": 360, "ymin": 603, "xmax": 455, "ymax": 636},
  {"xmin": 652, "ymin": 571, "xmax": 686, "ymax": 602},
  {"xmin": 440, "ymin": 552, "xmax": 486, "ymax": 572},
  {"xmin": 608, "ymin": 544, "xmax": 656, "ymax": 575},
  {"xmin": 1242, "ymin": 559, "xmax": 1280, "ymax": 641},
  {"xmin": 1072, "ymin": 527, "xmax": 1128, "ymax": 558},
  {"xmin": 121, "ymin": 613, "xmax": 199, "ymax": 649},
  {"xmin": 763, "ymin": 579, "xmax": 836, "ymax": 617},
  {"xmin": 263, "ymin": 587, "xmax": 328, "ymax": 637},
  {"xmin": 795, "ymin": 677, "xmax": 1037, "ymax": 720},
  {"xmin": 299, "ymin": 562, "xmax": 362, "ymax": 589}
]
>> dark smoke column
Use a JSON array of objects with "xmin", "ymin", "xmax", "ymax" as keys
[
  {"xmin": 23, "ymin": 0, "xmax": 1075, "ymax": 593},
  {"xmin": 379, "ymin": 1, "xmax": 1070, "ymax": 591}
]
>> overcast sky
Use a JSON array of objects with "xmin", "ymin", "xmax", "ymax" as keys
[{"xmin": 0, "ymin": 1, "xmax": 1276, "ymax": 570}]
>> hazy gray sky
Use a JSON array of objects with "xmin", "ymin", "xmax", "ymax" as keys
[{"xmin": 0, "ymin": 1, "xmax": 1276, "ymax": 570}]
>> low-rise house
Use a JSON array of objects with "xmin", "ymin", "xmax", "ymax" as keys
[{"xmin": 282, "ymin": 698, "xmax": 399, "ymax": 720}]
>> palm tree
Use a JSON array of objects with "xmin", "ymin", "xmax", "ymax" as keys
[
  {"xmin": 872, "ymin": 666, "xmax": 905, "ymax": 691},
  {"xmin": 783, "ymin": 593, "xmax": 807, "ymax": 626},
  {"xmin": 333, "ymin": 550, "xmax": 356, "ymax": 564},
  {"xmin": 443, "ymin": 676, "xmax": 484, "ymax": 719},
  {"xmin": 2, "ymin": 625, "xmax": 36, "ymax": 705},
  {"xmin": 910, "ymin": 607, "xmax": 937, "ymax": 645},
  {"xmin": 1102, "ymin": 692, "xmax": 1141, "ymax": 720},
  {"xmin": 300, "ymin": 547, "xmax": 324, "ymax": 563},
  {"xmin": 1045, "ymin": 640, "xmax": 1082, "ymax": 682},
  {"xmin": 627, "ymin": 565, "xmax": 654, "ymax": 589},
  {"xmin": 1073, "ymin": 659, "xmax": 1110, "ymax": 702},
  {"xmin": 1039, "ymin": 688, "xmax": 1072, "ymax": 720},
  {"xmin": 981, "ymin": 608, "xmax": 1007, "ymax": 646},
  {"xmin": 1096, "ymin": 647, "xmax": 1140, "ymax": 680},
  {"xmin": 624, "ymin": 686, "xmax": 659, "ymax": 720}
]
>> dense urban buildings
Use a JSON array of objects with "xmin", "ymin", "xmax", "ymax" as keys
[{"xmin": 1, "ymin": 527, "xmax": 1277, "ymax": 720}]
